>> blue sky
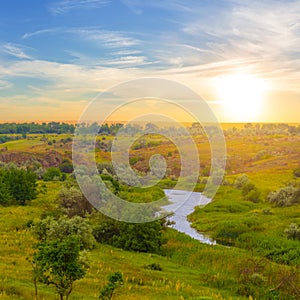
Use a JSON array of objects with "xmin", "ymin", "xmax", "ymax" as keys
[{"xmin": 0, "ymin": 0, "xmax": 300, "ymax": 122}]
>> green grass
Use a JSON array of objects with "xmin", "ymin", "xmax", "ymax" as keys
[
  {"xmin": 1, "ymin": 131, "xmax": 300, "ymax": 299},
  {"xmin": 0, "ymin": 182, "xmax": 250, "ymax": 299}
]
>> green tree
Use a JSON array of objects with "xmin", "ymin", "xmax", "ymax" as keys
[
  {"xmin": 0, "ymin": 177, "xmax": 13, "ymax": 206},
  {"xmin": 33, "ymin": 236, "xmax": 86, "ymax": 300},
  {"xmin": 99, "ymin": 272, "xmax": 124, "ymax": 300},
  {"xmin": 0, "ymin": 164, "xmax": 37, "ymax": 205},
  {"xmin": 32, "ymin": 216, "xmax": 95, "ymax": 250},
  {"xmin": 7, "ymin": 166, "xmax": 38, "ymax": 204},
  {"xmin": 43, "ymin": 167, "xmax": 63, "ymax": 181}
]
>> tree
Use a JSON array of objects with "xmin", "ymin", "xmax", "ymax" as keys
[
  {"xmin": 99, "ymin": 272, "xmax": 124, "ymax": 300},
  {"xmin": 0, "ymin": 164, "xmax": 37, "ymax": 206},
  {"xmin": 33, "ymin": 236, "xmax": 86, "ymax": 300},
  {"xmin": 0, "ymin": 178, "xmax": 13, "ymax": 206},
  {"xmin": 43, "ymin": 167, "xmax": 63, "ymax": 181},
  {"xmin": 32, "ymin": 216, "xmax": 95, "ymax": 250},
  {"xmin": 7, "ymin": 166, "xmax": 38, "ymax": 204}
]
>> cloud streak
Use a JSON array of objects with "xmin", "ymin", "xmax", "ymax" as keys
[
  {"xmin": 1, "ymin": 43, "xmax": 32, "ymax": 59},
  {"xmin": 49, "ymin": 0, "xmax": 111, "ymax": 15}
]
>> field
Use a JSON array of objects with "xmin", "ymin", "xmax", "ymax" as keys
[{"xmin": 0, "ymin": 123, "xmax": 299, "ymax": 299}]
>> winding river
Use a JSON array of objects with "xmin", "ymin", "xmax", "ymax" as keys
[{"xmin": 162, "ymin": 189, "xmax": 216, "ymax": 245}]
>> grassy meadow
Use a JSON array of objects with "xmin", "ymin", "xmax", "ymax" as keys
[{"xmin": 0, "ymin": 123, "xmax": 299, "ymax": 299}]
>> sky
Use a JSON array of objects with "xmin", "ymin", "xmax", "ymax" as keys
[{"xmin": 0, "ymin": 0, "xmax": 300, "ymax": 122}]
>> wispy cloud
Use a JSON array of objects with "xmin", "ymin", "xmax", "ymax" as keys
[
  {"xmin": 181, "ymin": 1, "xmax": 300, "ymax": 68},
  {"xmin": 112, "ymin": 49, "xmax": 142, "ymax": 56},
  {"xmin": 22, "ymin": 27, "xmax": 139, "ymax": 49},
  {"xmin": 98, "ymin": 55, "xmax": 153, "ymax": 67},
  {"xmin": 1, "ymin": 43, "xmax": 32, "ymax": 59},
  {"xmin": 0, "ymin": 80, "xmax": 13, "ymax": 90},
  {"xmin": 49, "ymin": 0, "xmax": 111, "ymax": 15},
  {"xmin": 22, "ymin": 28, "xmax": 60, "ymax": 40},
  {"xmin": 121, "ymin": 0, "xmax": 195, "ymax": 14},
  {"xmin": 71, "ymin": 28, "xmax": 139, "ymax": 48}
]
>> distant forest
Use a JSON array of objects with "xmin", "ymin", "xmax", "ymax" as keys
[
  {"xmin": 0, "ymin": 122, "xmax": 75, "ymax": 134},
  {"xmin": 0, "ymin": 122, "xmax": 123, "ymax": 135},
  {"xmin": 0, "ymin": 122, "xmax": 299, "ymax": 136}
]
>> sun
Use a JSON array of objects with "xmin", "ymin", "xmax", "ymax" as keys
[{"xmin": 214, "ymin": 73, "xmax": 269, "ymax": 121}]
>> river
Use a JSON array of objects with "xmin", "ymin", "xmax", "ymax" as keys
[{"xmin": 162, "ymin": 189, "xmax": 216, "ymax": 245}]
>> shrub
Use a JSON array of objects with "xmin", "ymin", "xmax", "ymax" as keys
[
  {"xmin": 234, "ymin": 174, "xmax": 249, "ymax": 189},
  {"xmin": 99, "ymin": 272, "xmax": 124, "ymax": 300},
  {"xmin": 284, "ymin": 223, "xmax": 300, "ymax": 241},
  {"xmin": 267, "ymin": 186, "xmax": 296, "ymax": 207},
  {"xmin": 59, "ymin": 159, "xmax": 74, "ymax": 173},
  {"xmin": 58, "ymin": 185, "xmax": 94, "ymax": 217},
  {"xmin": 43, "ymin": 167, "xmax": 63, "ymax": 181},
  {"xmin": 145, "ymin": 263, "xmax": 162, "ymax": 271},
  {"xmin": 93, "ymin": 216, "xmax": 163, "ymax": 253},
  {"xmin": 244, "ymin": 187, "xmax": 261, "ymax": 203}
]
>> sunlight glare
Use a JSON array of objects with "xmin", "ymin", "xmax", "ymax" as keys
[{"xmin": 215, "ymin": 73, "xmax": 269, "ymax": 121}]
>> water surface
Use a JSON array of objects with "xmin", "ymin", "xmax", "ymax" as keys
[{"xmin": 162, "ymin": 189, "xmax": 216, "ymax": 245}]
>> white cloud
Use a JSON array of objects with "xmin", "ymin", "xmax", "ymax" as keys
[
  {"xmin": 98, "ymin": 56, "xmax": 153, "ymax": 67},
  {"xmin": 71, "ymin": 28, "xmax": 139, "ymax": 48},
  {"xmin": 2, "ymin": 43, "xmax": 32, "ymax": 59},
  {"xmin": 22, "ymin": 27, "xmax": 139, "ymax": 49},
  {"xmin": 49, "ymin": 0, "xmax": 111, "ymax": 15},
  {"xmin": 22, "ymin": 28, "xmax": 60, "ymax": 40}
]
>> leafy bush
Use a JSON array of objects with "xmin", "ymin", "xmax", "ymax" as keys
[
  {"xmin": 267, "ymin": 186, "xmax": 296, "ymax": 207},
  {"xmin": 244, "ymin": 187, "xmax": 261, "ymax": 203},
  {"xmin": 145, "ymin": 263, "xmax": 162, "ymax": 271},
  {"xmin": 234, "ymin": 174, "xmax": 249, "ymax": 189},
  {"xmin": 0, "ymin": 164, "xmax": 37, "ymax": 206},
  {"xmin": 43, "ymin": 167, "xmax": 63, "ymax": 181},
  {"xmin": 99, "ymin": 272, "xmax": 123, "ymax": 300},
  {"xmin": 59, "ymin": 159, "xmax": 74, "ymax": 173},
  {"xmin": 284, "ymin": 223, "xmax": 300, "ymax": 241},
  {"xmin": 58, "ymin": 185, "xmax": 94, "ymax": 217},
  {"xmin": 93, "ymin": 215, "xmax": 163, "ymax": 253}
]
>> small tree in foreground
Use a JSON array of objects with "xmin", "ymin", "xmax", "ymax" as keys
[
  {"xmin": 33, "ymin": 236, "xmax": 87, "ymax": 300},
  {"xmin": 99, "ymin": 272, "xmax": 124, "ymax": 300}
]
